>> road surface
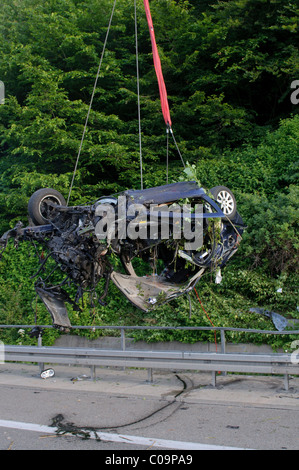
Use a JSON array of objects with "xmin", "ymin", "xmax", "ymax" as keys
[{"xmin": 0, "ymin": 363, "xmax": 298, "ymax": 451}]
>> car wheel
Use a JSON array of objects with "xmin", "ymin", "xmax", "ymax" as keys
[
  {"xmin": 209, "ymin": 186, "xmax": 237, "ymax": 220},
  {"xmin": 28, "ymin": 188, "xmax": 66, "ymax": 225}
]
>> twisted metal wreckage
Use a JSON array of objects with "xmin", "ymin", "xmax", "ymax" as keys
[{"xmin": 0, "ymin": 1, "xmax": 246, "ymax": 331}]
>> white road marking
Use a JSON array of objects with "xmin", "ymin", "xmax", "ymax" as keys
[{"xmin": 0, "ymin": 419, "xmax": 249, "ymax": 450}]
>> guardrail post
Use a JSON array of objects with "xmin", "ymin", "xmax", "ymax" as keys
[
  {"xmin": 147, "ymin": 368, "xmax": 153, "ymax": 383},
  {"xmin": 91, "ymin": 365, "xmax": 96, "ymax": 381},
  {"xmin": 211, "ymin": 370, "xmax": 216, "ymax": 387},
  {"xmin": 284, "ymin": 374, "xmax": 289, "ymax": 391},
  {"xmin": 121, "ymin": 328, "xmax": 126, "ymax": 351},
  {"xmin": 121, "ymin": 327, "xmax": 126, "ymax": 371},
  {"xmin": 220, "ymin": 330, "xmax": 226, "ymax": 354},
  {"xmin": 37, "ymin": 332, "xmax": 44, "ymax": 374}
]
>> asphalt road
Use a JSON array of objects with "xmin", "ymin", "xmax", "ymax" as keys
[{"xmin": 0, "ymin": 363, "xmax": 299, "ymax": 451}]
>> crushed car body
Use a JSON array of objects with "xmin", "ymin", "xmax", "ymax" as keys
[{"xmin": 0, "ymin": 181, "xmax": 245, "ymax": 330}]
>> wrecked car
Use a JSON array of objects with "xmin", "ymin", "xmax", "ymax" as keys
[{"xmin": 0, "ymin": 181, "xmax": 245, "ymax": 330}]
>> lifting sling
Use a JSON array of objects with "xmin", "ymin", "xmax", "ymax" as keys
[{"xmin": 143, "ymin": 0, "xmax": 172, "ymax": 128}]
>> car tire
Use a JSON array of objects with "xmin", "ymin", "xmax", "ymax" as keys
[
  {"xmin": 209, "ymin": 186, "xmax": 237, "ymax": 220},
  {"xmin": 28, "ymin": 188, "xmax": 66, "ymax": 225}
]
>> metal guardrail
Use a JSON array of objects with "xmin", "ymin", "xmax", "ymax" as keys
[{"xmin": 1, "ymin": 323, "xmax": 299, "ymax": 390}]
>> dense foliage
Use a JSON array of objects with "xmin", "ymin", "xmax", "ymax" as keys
[{"xmin": 0, "ymin": 0, "xmax": 298, "ymax": 349}]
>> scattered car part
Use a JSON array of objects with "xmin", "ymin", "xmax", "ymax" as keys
[
  {"xmin": 249, "ymin": 307, "xmax": 288, "ymax": 331},
  {"xmin": 28, "ymin": 326, "xmax": 44, "ymax": 339},
  {"xmin": 41, "ymin": 368, "xmax": 55, "ymax": 379}
]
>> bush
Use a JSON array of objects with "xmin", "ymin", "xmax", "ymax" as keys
[{"xmin": 237, "ymin": 185, "xmax": 299, "ymax": 276}]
